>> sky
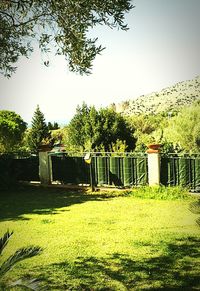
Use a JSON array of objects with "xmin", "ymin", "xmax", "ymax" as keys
[{"xmin": 0, "ymin": 0, "xmax": 200, "ymax": 125}]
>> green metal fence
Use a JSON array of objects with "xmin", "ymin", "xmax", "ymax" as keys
[
  {"xmin": 0, "ymin": 153, "xmax": 39, "ymax": 188},
  {"xmin": 160, "ymin": 154, "xmax": 200, "ymax": 189},
  {"xmin": 109, "ymin": 157, "xmax": 124, "ymax": 186},
  {"xmin": 51, "ymin": 154, "xmax": 90, "ymax": 184},
  {"xmin": 2, "ymin": 151, "xmax": 200, "ymax": 190},
  {"xmin": 50, "ymin": 153, "xmax": 148, "ymax": 187}
]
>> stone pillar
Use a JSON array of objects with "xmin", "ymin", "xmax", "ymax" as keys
[
  {"xmin": 39, "ymin": 151, "xmax": 52, "ymax": 185},
  {"xmin": 147, "ymin": 144, "xmax": 161, "ymax": 186}
]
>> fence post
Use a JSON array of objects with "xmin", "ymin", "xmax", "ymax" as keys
[
  {"xmin": 84, "ymin": 152, "xmax": 95, "ymax": 191},
  {"xmin": 39, "ymin": 151, "xmax": 52, "ymax": 185},
  {"xmin": 147, "ymin": 144, "xmax": 161, "ymax": 186}
]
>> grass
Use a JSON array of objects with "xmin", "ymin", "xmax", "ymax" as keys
[
  {"xmin": 126, "ymin": 185, "xmax": 192, "ymax": 200},
  {"xmin": 0, "ymin": 186, "xmax": 199, "ymax": 290}
]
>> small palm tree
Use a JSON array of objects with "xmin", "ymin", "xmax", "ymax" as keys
[{"xmin": 0, "ymin": 230, "xmax": 42, "ymax": 290}]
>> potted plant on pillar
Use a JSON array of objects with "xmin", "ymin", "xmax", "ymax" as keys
[
  {"xmin": 147, "ymin": 144, "xmax": 161, "ymax": 154},
  {"xmin": 146, "ymin": 128, "xmax": 163, "ymax": 153},
  {"xmin": 38, "ymin": 137, "xmax": 53, "ymax": 152}
]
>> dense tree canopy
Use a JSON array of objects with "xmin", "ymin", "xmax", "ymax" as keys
[
  {"xmin": 0, "ymin": 110, "xmax": 27, "ymax": 152},
  {"xmin": 67, "ymin": 103, "xmax": 136, "ymax": 152},
  {"xmin": 1, "ymin": 103, "xmax": 198, "ymax": 154},
  {"xmin": 67, "ymin": 102, "xmax": 200, "ymax": 154},
  {"xmin": 0, "ymin": 0, "xmax": 133, "ymax": 77}
]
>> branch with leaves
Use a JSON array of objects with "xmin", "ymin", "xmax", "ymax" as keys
[{"xmin": 0, "ymin": 0, "xmax": 134, "ymax": 77}]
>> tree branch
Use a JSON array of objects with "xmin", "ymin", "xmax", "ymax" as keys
[
  {"xmin": 0, "ymin": 11, "xmax": 15, "ymax": 25},
  {"xmin": 12, "ymin": 13, "xmax": 52, "ymax": 28}
]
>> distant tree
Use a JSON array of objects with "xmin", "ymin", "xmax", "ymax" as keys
[
  {"xmin": 97, "ymin": 107, "xmax": 135, "ymax": 151},
  {"xmin": 27, "ymin": 105, "xmax": 49, "ymax": 152},
  {"xmin": 0, "ymin": 110, "xmax": 27, "ymax": 152},
  {"xmin": 163, "ymin": 102, "xmax": 200, "ymax": 152},
  {"xmin": 127, "ymin": 114, "xmax": 166, "ymax": 151},
  {"xmin": 67, "ymin": 102, "xmax": 91, "ymax": 151},
  {"xmin": 67, "ymin": 103, "xmax": 136, "ymax": 152},
  {"xmin": 47, "ymin": 122, "xmax": 59, "ymax": 131},
  {"xmin": 0, "ymin": 0, "xmax": 133, "ymax": 77}
]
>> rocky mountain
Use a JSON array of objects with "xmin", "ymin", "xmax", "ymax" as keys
[{"xmin": 111, "ymin": 76, "xmax": 200, "ymax": 116}]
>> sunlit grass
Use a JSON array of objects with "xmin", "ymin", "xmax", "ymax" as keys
[
  {"xmin": 126, "ymin": 185, "xmax": 192, "ymax": 200},
  {"xmin": 0, "ymin": 186, "xmax": 199, "ymax": 290}
]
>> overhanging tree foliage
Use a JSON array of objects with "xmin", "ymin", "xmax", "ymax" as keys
[
  {"xmin": 0, "ymin": 0, "xmax": 133, "ymax": 77},
  {"xmin": 0, "ymin": 110, "xmax": 27, "ymax": 152}
]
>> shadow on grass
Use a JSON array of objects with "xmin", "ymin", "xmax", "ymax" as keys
[
  {"xmin": 33, "ymin": 237, "xmax": 200, "ymax": 290},
  {"xmin": 0, "ymin": 186, "xmax": 114, "ymax": 221}
]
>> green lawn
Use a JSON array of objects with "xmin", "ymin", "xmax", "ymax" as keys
[{"xmin": 0, "ymin": 186, "xmax": 200, "ymax": 290}]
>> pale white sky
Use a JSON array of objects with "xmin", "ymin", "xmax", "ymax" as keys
[{"xmin": 0, "ymin": 0, "xmax": 200, "ymax": 125}]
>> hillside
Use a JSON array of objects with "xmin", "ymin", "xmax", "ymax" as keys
[{"xmin": 112, "ymin": 76, "xmax": 200, "ymax": 116}]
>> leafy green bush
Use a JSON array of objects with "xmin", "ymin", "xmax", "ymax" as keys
[{"xmin": 0, "ymin": 110, "xmax": 27, "ymax": 153}]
